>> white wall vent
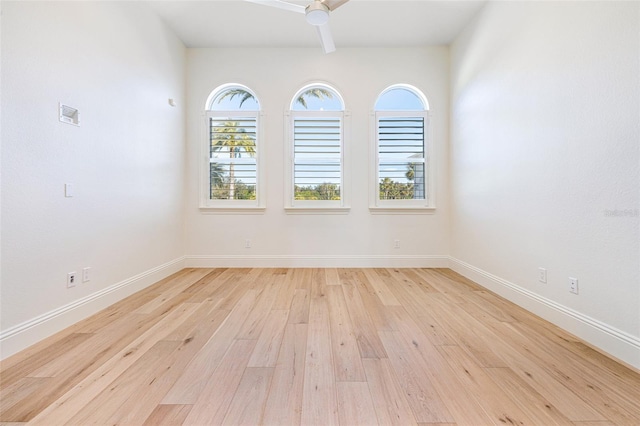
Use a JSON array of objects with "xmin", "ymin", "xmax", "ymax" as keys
[{"xmin": 59, "ymin": 103, "xmax": 80, "ymax": 126}]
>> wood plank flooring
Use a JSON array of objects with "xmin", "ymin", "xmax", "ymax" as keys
[{"xmin": 1, "ymin": 268, "xmax": 640, "ymax": 425}]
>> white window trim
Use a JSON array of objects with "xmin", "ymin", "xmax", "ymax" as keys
[
  {"xmin": 199, "ymin": 110, "xmax": 266, "ymax": 213},
  {"xmin": 284, "ymin": 110, "xmax": 351, "ymax": 214},
  {"xmin": 369, "ymin": 110, "xmax": 435, "ymax": 214}
]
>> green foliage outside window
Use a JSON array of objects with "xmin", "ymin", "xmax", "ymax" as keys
[{"xmin": 294, "ymin": 183, "xmax": 340, "ymax": 200}]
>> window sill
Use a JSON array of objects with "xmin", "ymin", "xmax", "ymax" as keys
[
  {"xmin": 200, "ymin": 206, "xmax": 266, "ymax": 215},
  {"xmin": 369, "ymin": 206, "xmax": 436, "ymax": 215},
  {"xmin": 285, "ymin": 207, "xmax": 351, "ymax": 215}
]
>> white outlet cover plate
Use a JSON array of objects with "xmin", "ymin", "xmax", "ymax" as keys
[
  {"xmin": 569, "ymin": 277, "xmax": 578, "ymax": 294},
  {"xmin": 538, "ymin": 267, "xmax": 547, "ymax": 283},
  {"xmin": 67, "ymin": 272, "xmax": 77, "ymax": 288}
]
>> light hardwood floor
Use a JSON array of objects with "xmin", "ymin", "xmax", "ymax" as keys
[{"xmin": 1, "ymin": 268, "xmax": 639, "ymax": 425}]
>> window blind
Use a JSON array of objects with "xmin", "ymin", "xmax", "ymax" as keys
[
  {"xmin": 293, "ymin": 117, "xmax": 342, "ymax": 200},
  {"xmin": 209, "ymin": 117, "xmax": 258, "ymax": 200},
  {"xmin": 378, "ymin": 116, "xmax": 425, "ymax": 200}
]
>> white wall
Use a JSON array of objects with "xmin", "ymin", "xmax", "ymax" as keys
[
  {"xmin": 184, "ymin": 48, "xmax": 451, "ymax": 267},
  {"xmin": 450, "ymin": 1, "xmax": 640, "ymax": 368},
  {"xmin": 1, "ymin": 1, "xmax": 187, "ymax": 358},
  {"xmin": 3, "ymin": 0, "xmax": 637, "ymax": 369}
]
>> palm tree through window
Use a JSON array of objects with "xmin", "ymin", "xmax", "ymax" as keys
[{"xmin": 206, "ymin": 85, "xmax": 260, "ymax": 202}]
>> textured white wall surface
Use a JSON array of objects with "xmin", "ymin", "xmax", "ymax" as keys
[
  {"xmin": 450, "ymin": 1, "xmax": 639, "ymax": 365},
  {"xmin": 184, "ymin": 48, "xmax": 451, "ymax": 266},
  {"xmin": 1, "ymin": 1, "xmax": 187, "ymax": 356}
]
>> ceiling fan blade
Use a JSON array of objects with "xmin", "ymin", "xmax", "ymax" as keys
[
  {"xmin": 316, "ymin": 22, "xmax": 336, "ymax": 54},
  {"xmin": 245, "ymin": 0, "xmax": 305, "ymax": 14},
  {"xmin": 322, "ymin": 0, "xmax": 350, "ymax": 11}
]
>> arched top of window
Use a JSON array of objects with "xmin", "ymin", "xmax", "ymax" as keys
[
  {"xmin": 375, "ymin": 84, "xmax": 429, "ymax": 111},
  {"xmin": 291, "ymin": 83, "xmax": 344, "ymax": 111},
  {"xmin": 206, "ymin": 84, "xmax": 260, "ymax": 111}
]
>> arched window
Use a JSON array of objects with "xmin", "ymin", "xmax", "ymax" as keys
[
  {"xmin": 372, "ymin": 85, "xmax": 432, "ymax": 211},
  {"xmin": 202, "ymin": 84, "xmax": 263, "ymax": 210},
  {"xmin": 286, "ymin": 83, "xmax": 349, "ymax": 211}
]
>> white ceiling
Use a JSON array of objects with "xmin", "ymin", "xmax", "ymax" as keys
[{"xmin": 146, "ymin": 0, "xmax": 487, "ymax": 49}]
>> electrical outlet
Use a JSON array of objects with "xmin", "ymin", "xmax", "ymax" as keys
[
  {"xmin": 569, "ymin": 277, "xmax": 579, "ymax": 294},
  {"xmin": 394, "ymin": 239, "xmax": 400, "ymax": 249},
  {"xmin": 67, "ymin": 272, "xmax": 77, "ymax": 288},
  {"xmin": 245, "ymin": 239, "xmax": 251, "ymax": 249},
  {"xmin": 538, "ymin": 267, "xmax": 547, "ymax": 283},
  {"xmin": 82, "ymin": 267, "xmax": 91, "ymax": 283}
]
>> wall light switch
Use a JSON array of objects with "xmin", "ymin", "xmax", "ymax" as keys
[{"xmin": 65, "ymin": 183, "xmax": 74, "ymax": 198}]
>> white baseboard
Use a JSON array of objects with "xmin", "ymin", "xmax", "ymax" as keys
[
  {"xmin": 6, "ymin": 255, "xmax": 636, "ymax": 370},
  {"xmin": 448, "ymin": 257, "xmax": 640, "ymax": 370},
  {"xmin": 185, "ymin": 254, "xmax": 450, "ymax": 268},
  {"xmin": 0, "ymin": 256, "xmax": 186, "ymax": 360}
]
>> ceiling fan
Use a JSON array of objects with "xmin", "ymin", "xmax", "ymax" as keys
[{"xmin": 246, "ymin": 0, "xmax": 350, "ymax": 54}]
